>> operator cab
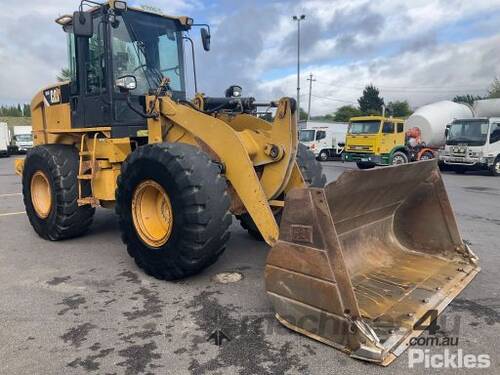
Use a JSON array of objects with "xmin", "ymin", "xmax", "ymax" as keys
[{"xmin": 55, "ymin": 1, "xmax": 207, "ymax": 137}]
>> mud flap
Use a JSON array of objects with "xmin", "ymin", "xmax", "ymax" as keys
[{"xmin": 265, "ymin": 160, "xmax": 479, "ymax": 365}]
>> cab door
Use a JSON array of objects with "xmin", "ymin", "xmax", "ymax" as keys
[
  {"xmin": 380, "ymin": 121, "xmax": 395, "ymax": 154},
  {"xmin": 71, "ymin": 12, "xmax": 111, "ymax": 128},
  {"xmin": 396, "ymin": 122, "xmax": 405, "ymax": 145}
]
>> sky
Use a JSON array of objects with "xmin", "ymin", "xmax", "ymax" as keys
[{"xmin": 1, "ymin": 0, "xmax": 500, "ymax": 115}]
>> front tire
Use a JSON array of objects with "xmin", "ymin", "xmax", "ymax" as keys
[
  {"xmin": 490, "ymin": 157, "xmax": 500, "ymax": 176},
  {"xmin": 22, "ymin": 145, "xmax": 95, "ymax": 240},
  {"xmin": 356, "ymin": 161, "xmax": 375, "ymax": 169},
  {"xmin": 237, "ymin": 143, "xmax": 326, "ymax": 240},
  {"xmin": 116, "ymin": 143, "xmax": 232, "ymax": 280},
  {"xmin": 318, "ymin": 150, "xmax": 329, "ymax": 162}
]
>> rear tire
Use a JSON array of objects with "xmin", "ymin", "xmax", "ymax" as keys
[
  {"xmin": 356, "ymin": 161, "xmax": 375, "ymax": 169},
  {"xmin": 237, "ymin": 143, "xmax": 326, "ymax": 240},
  {"xmin": 116, "ymin": 143, "xmax": 232, "ymax": 280},
  {"xmin": 391, "ymin": 151, "xmax": 409, "ymax": 165},
  {"xmin": 489, "ymin": 157, "xmax": 500, "ymax": 176},
  {"xmin": 297, "ymin": 143, "xmax": 327, "ymax": 187},
  {"xmin": 22, "ymin": 144, "xmax": 95, "ymax": 240},
  {"xmin": 420, "ymin": 151, "xmax": 434, "ymax": 160}
]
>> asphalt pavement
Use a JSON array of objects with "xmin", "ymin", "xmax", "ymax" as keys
[{"xmin": 0, "ymin": 156, "xmax": 498, "ymax": 374}]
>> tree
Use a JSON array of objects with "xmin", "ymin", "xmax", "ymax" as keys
[
  {"xmin": 311, "ymin": 113, "xmax": 334, "ymax": 121},
  {"xmin": 23, "ymin": 104, "xmax": 31, "ymax": 117},
  {"xmin": 0, "ymin": 104, "xmax": 30, "ymax": 117},
  {"xmin": 299, "ymin": 107, "xmax": 308, "ymax": 121},
  {"xmin": 386, "ymin": 100, "xmax": 412, "ymax": 118},
  {"xmin": 57, "ymin": 68, "xmax": 72, "ymax": 82},
  {"xmin": 358, "ymin": 84, "xmax": 384, "ymax": 115},
  {"xmin": 488, "ymin": 77, "xmax": 500, "ymax": 99},
  {"xmin": 333, "ymin": 105, "xmax": 362, "ymax": 122},
  {"xmin": 453, "ymin": 94, "xmax": 483, "ymax": 106}
]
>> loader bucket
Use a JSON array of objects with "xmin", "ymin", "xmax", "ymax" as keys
[{"xmin": 265, "ymin": 160, "xmax": 479, "ymax": 365}]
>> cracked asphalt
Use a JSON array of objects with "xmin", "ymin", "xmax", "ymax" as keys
[{"xmin": 0, "ymin": 156, "xmax": 498, "ymax": 374}]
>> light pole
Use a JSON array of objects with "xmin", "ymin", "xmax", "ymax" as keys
[{"xmin": 292, "ymin": 14, "xmax": 305, "ymax": 121}]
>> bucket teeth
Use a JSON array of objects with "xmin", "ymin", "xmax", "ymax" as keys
[{"xmin": 266, "ymin": 161, "xmax": 480, "ymax": 365}]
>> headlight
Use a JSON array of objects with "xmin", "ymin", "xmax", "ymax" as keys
[{"xmin": 225, "ymin": 85, "xmax": 242, "ymax": 98}]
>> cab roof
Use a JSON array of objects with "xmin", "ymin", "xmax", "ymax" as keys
[
  {"xmin": 350, "ymin": 115, "xmax": 405, "ymax": 123},
  {"xmin": 55, "ymin": 0, "xmax": 192, "ymax": 29}
]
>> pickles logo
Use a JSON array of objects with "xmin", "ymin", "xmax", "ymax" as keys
[
  {"xmin": 408, "ymin": 309, "xmax": 491, "ymax": 369},
  {"xmin": 43, "ymin": 87, "xmax": 61, "ymax": 106}
]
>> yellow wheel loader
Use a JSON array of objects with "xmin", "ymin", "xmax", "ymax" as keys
[{"xmin": 16, "ymin": 1, "xmax": 479, "ymax": 365}]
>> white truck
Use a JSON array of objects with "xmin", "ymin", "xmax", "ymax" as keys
[
  {"xmin": 0, "ymin": 122, "xmax": 11, "ymax": 157},
  {"xmin": 298, "ymin": 121, "xmax": 348, "ymax": 161},
  {"xmin": 11, "ymin": 125, "xmax": 33, "ymax": 154},
  {"xmin": 439, "ymin": 99, "xmax": 500, "ymax": 176},
  {"xmin": 440, "ymin": 118, "xmax": 500, "ymax": 176}
]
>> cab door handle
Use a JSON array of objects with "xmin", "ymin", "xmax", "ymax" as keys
[{"xmin": 70, "ymin": 97, "xmax": 78, "ymax": 112}]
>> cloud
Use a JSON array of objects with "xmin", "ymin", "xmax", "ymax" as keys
[
  {"xmin": 0, "ymin": 0, "xmax": 499, "ymax": 114},
  {"xmin": 257, "ymin": 34, "xmax": 500, "ymax": 115}
]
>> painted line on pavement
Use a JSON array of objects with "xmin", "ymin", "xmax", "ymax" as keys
[
  {"xmin": 0, "ymin": 211, "xmax": 25, "ymax": 217},
  {"xmin": 0, "ymin": 193, "xmax": 22, "ymax": 197}
]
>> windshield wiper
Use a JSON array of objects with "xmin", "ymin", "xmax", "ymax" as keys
[{"xmin": 126, "ymin": 22, "xmax": 159, "ymax": 90}]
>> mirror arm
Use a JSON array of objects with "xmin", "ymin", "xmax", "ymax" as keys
[
  {"xmin": 192, "ymin": 23, "xmax": 211, "ymax": 35},
  {"xmin": 182, "ymin": 36, "xmax": 198, "ymax": 94},
  {"xmin": 79, "ymin": 0, "xmax": 102, "ymax": 12}
]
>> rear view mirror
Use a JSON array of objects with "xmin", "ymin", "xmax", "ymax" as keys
[
  {"xmin": 116, "ymin": 75, "xmax": 137, "ymax": 92},
  {"xmin": 113, "ymin": 1, "xmax": 128, "ymax": 12},
  {"xmin": 72, "ymin": 11, "xmax": 93, "ymax": 38},
  {"xmin": 201, "ymin": 28, "xmax": 211, "ymax": 51}
]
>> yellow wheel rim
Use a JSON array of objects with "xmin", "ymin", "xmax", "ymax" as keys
[
  {"xmin": 31, "ymin": 171, "xmax": 52, "ymax": 219},
  {"xmin": 132, "ymin": 180, "xmax": 174, "ymax": 248}
]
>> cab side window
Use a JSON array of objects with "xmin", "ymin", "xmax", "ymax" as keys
[
  {"xmin": 382, "ymin": 122, "xmax": 394, "ymax": 134},
  {"xmin": 397, "ymin": 123, "xmax": 404, "ymax": 133},
  {"xmin": 86, "ymin": 18, "xmax": 106, "ymax": 95},
  {"xmin": 316, "ymin": 130, "xmax": 326, "ymax": 141},
  {"xmin": 490, "ymin": 124, "xmax": 500, "ymax": 143}
]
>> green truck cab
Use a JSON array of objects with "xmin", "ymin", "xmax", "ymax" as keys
[{"xmin": 343, "ymin": 115, "xmax": 406, "ymax": 169}]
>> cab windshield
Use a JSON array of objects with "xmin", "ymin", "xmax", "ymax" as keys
[
  {"xmin": 349, "ymin": 121, "xmax": 380, "ymax": 134},
  {"xmin": 447, "ymin": 120, "xmax": 489, "ymax": 146},
  {"xmin": 299, "ymin": 130, "xmax": 315, "ymax": 142},
  {"xmin": 111, "ymin": 10, "xmax": 185, "ymax": 96},
  {"xmin": 14, "ymin": 134, "xmax": 32, "ymax": 142}
]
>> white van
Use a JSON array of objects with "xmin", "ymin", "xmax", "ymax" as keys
[
  {"xmin": 12, "ymin": 125, "xmax": 33, "ymax": 153},
  {"xmin": 299, "ymin": 121, "xmax": 348, "ymax": 161}
]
